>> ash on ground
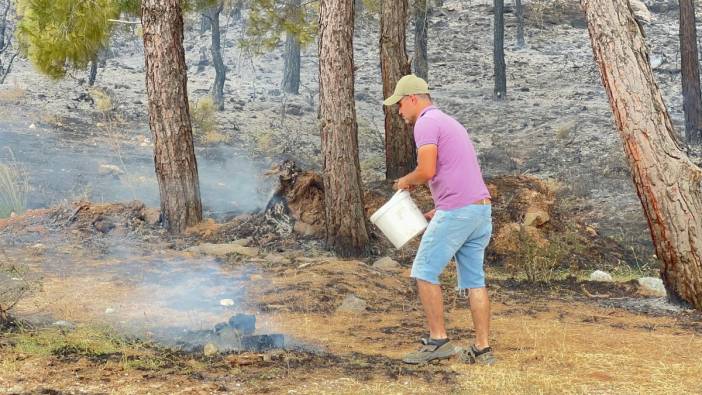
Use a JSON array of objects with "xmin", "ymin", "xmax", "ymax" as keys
[
  {"xmin": 600, "ymin": 297, "xmax": 691, "ymax": 316},
  {"xmin": 147, "ymin": 313, "xmax": 300, "ymax": 354}
]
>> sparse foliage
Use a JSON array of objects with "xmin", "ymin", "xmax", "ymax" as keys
[
  {"xmin": 240, "ymin": 0, "xmax": 317, "ymax": 53},
  {"xmin": 15, "ymin": 0, "xmax": 119, "ymax": 79}
]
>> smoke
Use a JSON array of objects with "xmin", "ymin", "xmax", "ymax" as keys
[{"xmin": 0, "ymin": 124, "xmax": 276, "ymax": 216}]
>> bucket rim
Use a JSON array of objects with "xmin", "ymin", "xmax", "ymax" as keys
[{"xmin": 369, "ymin": 189, "xmax": 411, "ymax": 224}]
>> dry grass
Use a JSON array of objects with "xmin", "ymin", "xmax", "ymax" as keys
[
  {"xmin": 0, "ymin": 150, "xmax": 29, "ymax": 218},
  {"xmin": 4, "ymin": 240, "xmax": 701, "ymax": 393},
  {"xmin": 270, "ymin": 301, "xmax": 702, "ymax": 394},
  {"xmin": 191, "ymin": 97, "xmax": 229, "ymax": 145}
]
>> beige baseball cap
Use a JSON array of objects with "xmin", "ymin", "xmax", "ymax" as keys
[{"xmin": 383, "ymin": 74, "xmax": 430, "ymax": 106}]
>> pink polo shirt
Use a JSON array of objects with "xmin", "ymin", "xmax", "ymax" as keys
[{"xmin": 413, "ymin": 106, "xmax": 490, "ymax": 210}]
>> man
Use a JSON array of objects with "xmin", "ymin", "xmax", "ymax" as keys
[{"xmin": 383, "ymin": 74, "xmax": 495, "ymax": 365}]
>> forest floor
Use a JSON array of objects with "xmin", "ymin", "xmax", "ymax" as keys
[
  {"xmin": 1, "ymin": 198, "xmax": 702, "ymax": 394},
  {"xmin": 2, "ymin": 0, "xmax": 702, "ymax": 393}
]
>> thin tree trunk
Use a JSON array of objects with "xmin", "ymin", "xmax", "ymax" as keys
[
  {"xmin": 582, "ymin": 0, "xmax": 702, "ymax": 309},
  {"xmin": 413, "ymin": 0, "xmax": 429, "ymax": 81},
  {"xmin": 381, "ymin": 0, "xmax": 414, "ymax": 179},
  {"xmin": 88, "ymin": 57, "xmax": 98, "ymax": 86},
  {"xmin": 282, "ymin": 0, "xmax": 301, "ymax": 95},
  {"xmin": 200, "ymin": 14, "xmax": 210, "ymax": 33},
  {"xmin": 142, "ymin": 0, "xmax": 203, "ymax": 233},
  {"xmin": 0, "ymin": 51, "xmax": 17, "ymax": 84},
  {"xmin": 231, "ymin": 0, "xmax": 242, "ymax": 21},
  {"xmin": 680, "ymin": 0, "xmax": 702, "ymax": 146},
  {"xmin": 493, "ymin": 0, "xmax": 506, "ymax": 99},
  {"xmin": 282, "ymin": 30, "xmax": 301, "ymax": 94},
  {"xmin": 207, "ymin": 4, "xmax": 225, "ymax": 111},
  {"xmin": 515, "ymin": 0, "xmax": 525, "ymax": 48},
  {"xmin": 319, "ymin": 0, "xmax": 369, "ymax": 257}
]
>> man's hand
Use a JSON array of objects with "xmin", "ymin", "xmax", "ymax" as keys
[
  {"xmin": 424, "ymin": 209, "xmax": 436, "ymax": 220},
  {"xmin": 394, "ymin": 177, "xmax": 415, "ymax": 191}
]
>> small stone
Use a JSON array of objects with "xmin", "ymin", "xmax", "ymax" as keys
[
  {"xmin": 337, "ymin": 294, "xmax": 367, "ymax": 313},
  {"xmin": 220, "ymin": 298, "xmax": 235, "ymax": 306},
  {"xmin": 372, "ymin": 257, "xmax": 401, "ymax": 271},
  {"xmin": 203, "ymin": 342, "xmax": 218, "ymax": 356},
  {"xmin": 589, "ymin": 270, "xmax": 613, "ymax": 282},
  {"xmin": 637, "ymin": 277, "xmax": 667, "ymax": 297},
  {"xmin": 523, "ymin": 207, "xmax": 550, "ymax": 227},
  {"xmin": 29, "ymin": 123, "xmax": 36, "ymax": 129}
]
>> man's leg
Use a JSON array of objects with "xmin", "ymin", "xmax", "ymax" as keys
[
  {"xmin": 468, "ymin": 287, "xmax": 490, "ymax": 349},
  {"xmin": 416, "ymin": 279, "xmax": 447, "ymax": 339}
]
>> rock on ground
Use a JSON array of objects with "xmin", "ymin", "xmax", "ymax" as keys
[
  {"xmin": 372, "ymin": 257, "xmax": 401, "ymax": 271},
  {"xmin": 336, "ymin": 294, "xmax": 367, "ymax": 313},
  {"xmin": 637, "ymin": 277, "xmax": 667, "ymax": 297},
  {"xmin": 589, "ymin": 270, "xmax": 613, "ymax": 282}
]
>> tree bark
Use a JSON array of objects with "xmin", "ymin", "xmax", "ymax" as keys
[
  {"xmin": 206, "ymin": 4, "xmax": 225, "ymax": 111},
  {"xmin": 319, "ymin": 0, "xmax": 369, "ymax": 257},
  {"xmin": 381, "ymin": 0, "xmax": 414, "ymax": 179},
  {"xmin": 413, "ymin": 0, "xmax": 429, "ymax": 81},
  {"xmin": 680, "ymin": 0, "xmax": 702, "ymax": 146},
  {"xmin": 493, "ymin": 0, "xmax": 506, "ymax": 99},
  {"xmin": 282, "ymin": 0, "xmax": 301, "ymax": 95},
  {"xmin": 515, "ymin": 0, "xmax": 525, "ymax": 48},
  {"xmin": 582, "ymin": 0, "xmax": 702, "ymax": 309},
  {"xmin": 142, "ymin": 0, "xmax": 203, "ymax": 233}
]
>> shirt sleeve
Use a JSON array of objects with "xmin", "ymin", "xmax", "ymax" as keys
[{"xmin": 413, "ymin": 117, "xmax": 439, "ymax": 148}]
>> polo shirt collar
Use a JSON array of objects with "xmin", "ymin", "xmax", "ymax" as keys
[{"xmin": 419, "ymin": 105, "xmax": 437, "ymax": 119}]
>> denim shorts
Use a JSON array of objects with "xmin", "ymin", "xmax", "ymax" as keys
[{"xmin": 410, "ymin": 203, "xmax": 492, "ymax": 289}]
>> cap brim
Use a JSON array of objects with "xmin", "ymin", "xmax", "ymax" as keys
[{"xmin": 383, "ymin": 94, "xmax": 402, "ymax": 106}]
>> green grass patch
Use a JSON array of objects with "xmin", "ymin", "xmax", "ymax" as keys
[{"xmin": 5, "ymin": 324, "xmax": 178, "ymax": 371}]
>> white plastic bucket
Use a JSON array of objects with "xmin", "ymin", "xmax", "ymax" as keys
[{"xmin": 369, "ymin": 190, "xmax": 428, "ymax": 249}]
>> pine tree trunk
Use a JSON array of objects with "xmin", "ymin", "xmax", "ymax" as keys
[
  {"xmin": 208, "ymin": 4, "xmax": 225, "ymax": 111},
  {"xmin": 0, "ymin": 0, "xmax": 11, "ymax": 53},
  {"xmin": 515, "ymin": 0, "xmax": 525, "ymax": 48},
  {"xmin": 142, "ymin": 0, "xmax": 203, "ymax": 233},
  {"xmin": 282, "ymin": 31, "xmax": 301, "ymax": 94},
  {"xmin": 381, "ymin": 0, "xmax": 414, "ymax": 179},
  {"xmin": 319, "ymin": 0, "xmax": 369, "ymax": 257},
  {"xmin": 88, "ymin": 58, "xmax": 98, "ymax": 86},
  {"xmin": 282, "ymin": 0, "xmax": 301, "ymax": 95},
  {"xmin": 582, "ymin": 0, "xmax": 702, "ymax": 309},
  {"xmin": 413, "ymin": 0, "xmax": 429, "ymax": 81},
  {"xmin": 680, "ymin": 0, "xmax": 702, "ymax": 146},
  {"xmin": 493, "ymin": 0, "xmax": 506, "ymax": 99}
]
